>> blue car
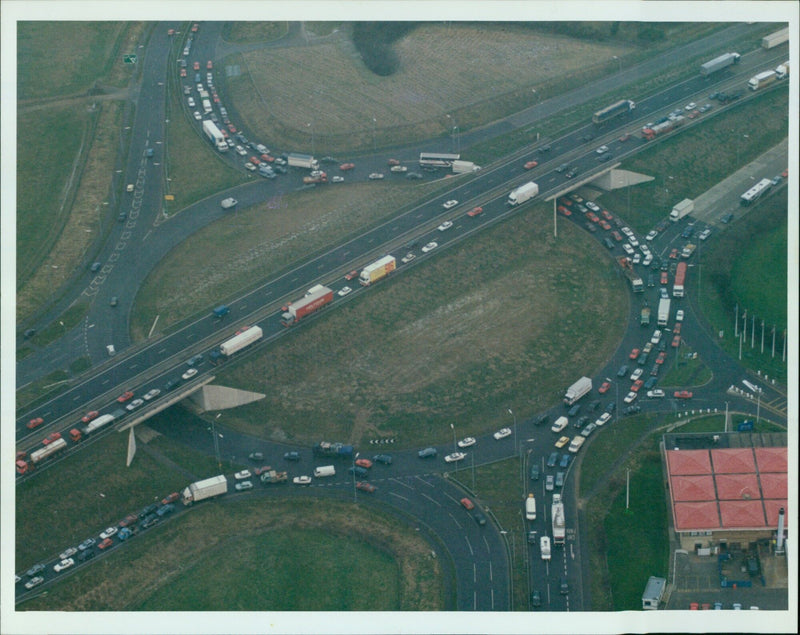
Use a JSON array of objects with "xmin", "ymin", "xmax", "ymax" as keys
[
  {"xmin": 560, "ymin": 454, "xmax": 571, "ymax": 468},
  {"xmin": 546, "ymin": 452, "xmax": 559, "ymax": 468}
]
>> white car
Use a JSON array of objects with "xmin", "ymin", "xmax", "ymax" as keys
[
  {"xmin": 437, "ymin": 220, "xmax": 454, "ymax": 231},
  {"xmin": 698, "ymin": 228, "xmax": 712, "ymax": 241},
  {"xmin": 143, "ymin": 389, "xmax": 161, "ymax": 401},
  {"xmin": 493, "ymin": 427, "xmax": 512, "ymax": 440},
  {"xmin": 595, "ymin": 412, "xmax": 612, "ymax": 426},
  {"xmin": 54, "ymin": 558, "xmax": 75, "ymax": 573},
  {"xmin": 632, "ymin": 253, "xmax": 641, "ymax": 264},
  {"xmin": 193, "ymin": 111, "xmax": 202, "ymax": 120},
  {"xmin": 630, "ymin": 368, "xmax": 643, "ymax": 381},
  {"xmin": 457, "ymin": 437, "xmax": 476, "ymax": 448},
  {"xmin": 401, "ymin": 253, "xmax": 415, "ymax": 264},
  {"xmin": 647, "ymin": 389, "xmax": 665, "ymax": 398},
  {"xmin": 125, "ymin": 398, "xmax": 144, "ymax": 412},
  {"xmin": 244, "ymin": 162, "xmax": 256, "ymax": 172},
  {"xmin": 444, "ymin": 452, "xmax": 466, "ymax": 463},
  {"xmin": 235, "ymin": 481, "xmax": 253, "ymax": 491},
  {"xmin": 234, "ymin": 470, "xmax": 252, "ymax": 480},
  {"xmin": 235, "ymin": 145, "xmax": 247, "ymax": 156},
  {"xmin": 623, "ymin": 391, "xmax": 638, "ymax": 404},
  {"xmin": 622, "ymin": 243, "xmax": 635, "ymax": 255},
  {"xmin": 368, "ymin": 172, "xmax": 384, "ymax": 180},
  {"xmin": 182, "ymin": 368, "xmax": 198, "ymax": 380},
  {"xmin": 675, "ymin": 310, "xmax": 685, "ymax": 322},
  {"xmin": 645, "ymin": 230, "xmax": 658, "ymax": 242},
  {"xmin": 220, "ymin": 197, "xmax": 237, "ymax": 209},
  {"xmin": 421, "ymin": 241, "xmax": 438, "ymax": 253},
  {"xmin": 621, "ymin": 226, "xmax": 633, "ymax": 237},
  {"xmin": 585, "ymin": 201, "xmax": 600, "ymax": 212},
  {"xmin": 628, "ymin": 236, "xmax": 639, "ymax": 247},
  {"xmin": 293, "ymin": 475, "xmax": 312, "ymax": 485},
  {"xmin": 643, "ymin": 254, "xmax": 653, "ymax": 266},
  {"xmin": 651, "ymin": 329, "xmax": 662, "ymax": 344},
  {"xmin": 99, "ymin": 526, "xmax": 118, "ymax": 540},
  {"xmin": 595, "ymin": 145, "xmax": 609, "ymax": 154},
  {"xmin": 568, "ymin": 436, "xmax": 586, "ymax": 453},
  {"xmin": 337, "ymin": 286, "xmax": 352, "ymax": 297},
  {"xmin": 390, "ymin": 165, "xmax": 407, "ymax": 172},
  {"xmin": 442, "ymin": 200, "xmax": 458, "ymax": 210},
  {"xmin": 685, "ymin": 102, "xmax": 697, "ymax": 111},
  {"xmin": 59, "ymin": 547, "xmax": 78, "ymax": 560},
  {"xmin": 331, "ymin": 176, "xmax": 344, "ymax": 183},
  {"xmin": 187, "ymin": 97, "xmax": 195, "ymax": 107},
  {"xmin": 25, "ymin": 576, "xmax": 44, "ymax": 590}
]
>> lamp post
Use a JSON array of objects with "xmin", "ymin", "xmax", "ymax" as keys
[
  {"xmin": 507, "ymin": 408, "xmax": 517, "ymax": 455},
  {"xmin": 352, "ymin": 452, "xmax": 360, "ymax": 503},
  {"xmin": 612, "ymin": 55, "xmax": 621, "ymax": 73},
  {"xmin": 724, "ymin": 401, "xmax": 729, "ymax": 433},
  {"xmin": 450, "ymin": 423, "xmax": 456, "ymax": 453},
  {"xmin": 307, "ymin": 121, "xmax": 315, "ymax": 156},
  {"xmin": 372, "ymin": 117, "xmax": 376, "ymax": 152}
]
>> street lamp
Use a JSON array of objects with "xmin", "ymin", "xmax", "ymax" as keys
[
  {"xmin": 372, "ymin": 117, "xmax": 376, "ymax": 152},
  {"xmin": 724, "ymin": 401, "xmax": 729, "ymax": 433},
  {"xmin": 507, "ymin": 408, "xmax": 517, "ymax": 455},
  {"xmin": 612, "ymin": 55, "xmax": 621, "ymax": 72},
  {"xmin": 450, "ymin": 422, "xmax": 456, "ymax": 453},
  {"xmin": 307, "ymin": 122, "xmax": 315, "ymax": 156},
  {"xmin": 352, "ymin": 452, "xmax": 360, "ymax": 503}
]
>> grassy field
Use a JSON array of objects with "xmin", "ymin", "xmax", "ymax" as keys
[{"xmin": 214, "ymin": 205, "xmax": 627, "ymax": 448}]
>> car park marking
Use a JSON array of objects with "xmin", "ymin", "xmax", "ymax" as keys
[
  {"xmin": 420, "ymin": 492, "xmax": 441, "ymax": 506},
  {"xmin": 388, "ymin": 491, "xmax": 408, "ymax": 502},
  {"xmin": 464, "ymin": 535, "xmax": 474, "ymax": 556}
]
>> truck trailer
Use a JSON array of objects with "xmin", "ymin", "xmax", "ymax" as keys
[
  {"xmin": 564, "ymin": 376, "xmax": 592, "ymax": 406},
  {"xmin": 670, "ymin": 199, "xmax": 694, "ymax": 222},
  {"xmin": 761, "ymin": 27, "xmax": 789, "ymax": 50},
  {"xmin": 359, "ymin": 255, "xmax": 396, "ymax": 286},
  {"xmin": 552, "ymin": 493, "xmax": 566, "ymax": 545},
  {"xmin": 507, "ymin": 181, "xmax": 539, "ymax": 206},
  {"xmin": 525, "ymin": 493, "xmax": 537, "ymax": 520},
  {"xmin": 658, "ymin": 298, "xmax": 671, "ymax": 327},
  {"xmin": 642, "ymin": 116, "xmax": 685, "ymax": 141},
  {"xmin": 451, "ymin": 160, "xmax": 481, "ymax": 174},
  {"xmin": 202, "ymin": 120, "xmax": 228, "ymax": 152},
  {"xmin": 182, "ymin": 474, "xmax": 228, "ymax": 505},
  {"xmin": 287, "ymin": 153, "xmax": 319, "ymax": 170},
  {"xmin": 592, "ymin": 99, "xmax": 635, "ymax": 125},
  {"xmin": 217, "ymin": 325, "xmax": 263, "ymax": 356},
  {"xmin": 699, "ymin": 52, "xmax": 740, "ymax": 76},
  {"xmin": 82, "ymin": 413, "xmax": 116, "ymax": 436},
  {"xmin": 672, "ymin": 262, "xmax": 687, "ymax": 298},
  {"xmin": 619, "ymin": 257, "xmax": 644, "ymax": 292},
  {"xmin": 748, "ymin": 70, "xmax": 777, "ymax": 91},
  {"xmin": 281, "ymin": 286, "xmax": 334, "ymax": 326}
]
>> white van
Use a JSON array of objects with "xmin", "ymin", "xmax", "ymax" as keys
[{"xmin": 313, "ymin": 465, "xmax": 335, "ymax": 478}]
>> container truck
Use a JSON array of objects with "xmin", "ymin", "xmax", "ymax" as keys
[
  {"xmin": 219, "ymin": 325, "xmax": 264, "ymax": 356},
  {"xmin": 506, "ymin": 181, "xmax": 539, "ymax": 206},
  {"xmin": 699, "ymin": 52, "xmax": 740, "ymax": 76},
  {"xmin": 359, "ymin": 255, "xmax": 396, "ymax": 286},
  {"xmin": 280, "ymin": 286, "xmax": 334, "ymax": 326},
  {"xmin": 30, "ymin": 437, "xmax": 68, "ymax": 465},
  {"xmin": 287, "ymin": 153, "xmax": 319, "ymax": 170},
  {"xmin": 775, "ymin": 61, "xmax": 789, "ymax": 80},
  {"xmin": 259, "ymin": 469, "xmax": 288, "ymax": 484},
  {"xmin": 451, "ymin": 160, "xmax": 480, "ymax": 174},
  {"xmin": 592, "ymin": 99, "xmax": 635, "ymax": 125},
  {"xmin": 82, "ymin": 413, "xmax": 116, "ymax": 436},
  {"xmin": 619, "ymin": 257, "xmax": 643, "ymax": 292},
  {"xmin": 641, "ymin": 305, "xmax": 651, "ymax": 326},
  {"xmin": 761, "ymin": 27, "xmax": 788, "ymax": 50},
  {"xmin": 525, "ymin": 493, "xmax": 537, "ymax": 520},
  {"xmin": 202, "ymin": 120, "xmax": 228, "ymax": 152},
  {"xmin": 182, "ymin": 474, "xmax": 228, "ymax": 505},
  {"xmin": 670, "ymin": 199, "xmax": 694, "ymax": 222},
  {"xmin": 672, "ymin": 262, "xmax": 687, "ymax": 298},
  {"xmin": 540, "ymin": 535, "xmax": 551, "ymax": 560},
  {"xmin": 552, "ymin": 493, "xmax": 566, "ymax": 545},
  {"xmin": 642, "ymin": 116, "xmax": 684, "ymax": 141},
  {"xmin": 313, "ymin": 442, "xmax": 354, "ymax": 460},
  {"xmin": 657, "ymin": 298, "xmax": 671, "ymax": 327},
  {"xmin": 748, "ymin": 70, "xmax": 776, "ymax": 91},
  {"xmin": 564, "ymin": 376, "xmax": 592, "ymax": 406}
]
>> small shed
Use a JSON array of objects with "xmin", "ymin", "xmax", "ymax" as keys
[{"xmin": 642, "ymin": 576, "xmax": 666, "ymax": 610}]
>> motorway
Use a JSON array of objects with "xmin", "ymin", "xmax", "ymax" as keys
[{"xmin": 14, "ymin": 22, "xmax": 789, "ymax": 610}]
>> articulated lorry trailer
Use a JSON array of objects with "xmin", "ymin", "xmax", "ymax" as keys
[
  {"xmin": 281, "ymin": 286, "xmax": 334, "ymax": 326},
  {"xmin": 451, "ymin": 160, "xmax": 481, "ymax": 174},
  {"xmin": 219, "ymin": 325, "xmax": 263, "ymax": 356},
  {"xmin": 182, "ymin": 474, "xmax": 228, "ymax": 505},
  {"xmin": 658, "ymin": 298, "xmax": 671, "ymax": 327},
  {"xmin": 507, "ymin": 181, "xmax": 538, "ymax": 206},
  {"xmin": 748, "ymin": 70, "xmax": 777, "ymax": 91},
  {"xmin": 552, "ymin": 493, "xmax": 566, "ymax": 545},
  {"xmin": 202, "ymin": 120, "xmax": 228, "ymax": 152},
  {"xmin": 287, "ymin": 153, "xmax": 319, "ymax": 170},
  {"xmin": 359, "ymin": 255, "xmax": 396, "ymax": 286},
  {"xmin": 699, "ymin": 52, "xmax": 740, "ymax": 76},
  {"xmin": 592, "ymin": 99, "xmax": 635, "ymax": 124},
  {"xmin": 564, "ymin": 376, "xmax": 592, "ymax": 406}
]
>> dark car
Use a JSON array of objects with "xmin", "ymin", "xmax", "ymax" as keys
[
  {"xmin": 616, "ymin": 364, "xmax": 629, "ymax": 377},
  {"xmin": 372, "ymin": 454, "xmax": 393, "ymax": 465},
  {"xmin": 560, "ymin": 454, "xmax": 571, "ymax": 468},
  {"xmin": 283, "ymin": 451, "xmax": 301, "ymax": 461},
  {"xmin": 139, "ymin": 504, "xmax": 159, "ymax": 520},
  {"xmin": 248, "ymin": 452, "xmax": 264, "ymax": 461},
  {"xmin": 546, "ymin": 452, "xmax": 559, "ymax": 468},
  {"xmin": 574, "ymin": 415, "xmax": 589, "ymax": 429},
  {"xmin": 529, "ymin": 464, "xmax": 540, "ymax": 481},
  {"xmin": 473, "ymin": 512, "xmax": 487, "ymax": 526},
  {"xmin": 588, "ymin": 400, "xmax": 600, "ymax": 412},
  {"xmin": 348, "ymin": 466, "xmax": 369, "ymax": 478},
  {"xmin": 532, "ymin": 414, "xmax": 550, "ymax": 427},
  {"xmin": 140, "ymin": 514, "xmax": 160, "ymax": 529},
  {"xmin": 560, "ymin": 577, "xmax": 570, "ymax": 594},
  {"xmin": 555, "ymin": 472, "xmax": 565, "ymax": 487},
  {"xmin": 78, "ymin": 549, "xmax": 95, "ymax": 562},
  {"xmin": 25, "ymin": 563, "xmax": 45, "ymax": 577},
  {"xmin": 567, "ymin": 404, "xmax": 581, "ymax": 417},
  {"xmin": 156, "ymin": 503, "xmax": 175, "ymax": 517},
  {"xmin": 527, "ymin": 530, "xmax": 537, "ymax": 544},
  {"xmin": 530, "ymin": 589, "xmax": 542, "ymax": 608},
  {"xmin": 606, "ymin": 402, "xmax": 616, "ymax": 413},
  {"xmin": 418, "ymin": 447, "xmax": 437, "ymax": 459},
  {"xmin": 164, "ymin": 379, "xmax": 179, "ymax": 391}
]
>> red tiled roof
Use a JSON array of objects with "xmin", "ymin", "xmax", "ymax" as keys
[
  {"xmin": 754, "ymin": 447, "xmax": 787, "ymax": 473},
  {"xmin": 674, "ymin": 501, "xmax": 720, "ymax": 531},
  {"xmin": 666, "ymin": 449, "xmax": 712, "ymax": 475},
  {"xmin": 671, "ymin": 475, "xmax": 716, "ymax": 502},
  {"xmin": 710, "ymin": 448, "xmax": 755, "ymax": 473},
  {"xmin": 719, "ymin": 500, "xmax": 767, "ymax": 529},
  {"xmin": 759, "ymin": 472, "xmax": 788, "ymax": 500},
  {"xmin": 714, "ymin": 473, "xmax": 760, "ymax": 500}
]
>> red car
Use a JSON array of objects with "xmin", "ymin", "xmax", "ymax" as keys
[
  {"xmin": 206, "ymin": 60, "xmax": 213, "ymax": 69},
  {"xmin": 179, "ymin": 68, "xmax": 187, "ymax": 77},
  {"xmin": 671, "ymin": 335, "xmax": 681, "ymax": 348},
  {"xmin": 98, "ymin": 538, "xmax": 113, "ymax": 550},
  {"xmin": 599, "ymin": 220, "xmax": 611, "ymax": 230},
  {"xmin": 656, "ymin": 352, "xmax": 667, "ymax": 365},
  {"xmin": 227, "ymin": 124, "xmax": 237, "ymax": 134},
  {"xmin": 601, "ymin": 210, "xmax": 613, "ymax": 221},
  {"xmin": 587, "ymin": 212, "xmax": 600, "ymax": 223},
  {"xmin": 356, "ymin": 481, "xmax": 376, "ymax": 493},
  {"xmin": 254, "ymin": 465, "xmax": 273, "ymax": 476},
  {"xmin": 43, "ymin": 432, "xmax": 62, "ymax": 445},
  {"xmin": 161, "ymin": 492, "xmax": 180, "ymax": 505},
  {"xmin": 619, "ymin": 133, "xmax": 631, "ymax": 142},
  {"xmin": 660, "ymin": 271, "xmax": 669, "ymax": 285},
  {"xmin": 339, "ymin": 163, "xmax": 355, "ymax": 171},
  {"xmin": 673, "ymin": 323, "xmax": 682, "ymax": 335},
  {"xmin": 669, "ymin": 248, "xmax": 679, "ymax": 259},
  {"xmin": 630, "ymin": 380, "xmax": 644, "ymax": 392},
  {"xmin": 260, "ymin": 154, "xmax": 275, "ymax": 162},
  {"xmin": 611, "ymin": 231, "xmax": 623, "ymax": 242},
  {"xmin": 81, "ymin": 411, "xmax": 99, "ymax": 423},
  {"xmin": 598, "ymin": 380, "xmax": 611, "ymax": 394},
  {"xmin": 249, "ymin": 156, "xmax": 261, "ymax": 165},
  {"xmin": 524, "ymin": 160, "xmax": 538, "ymax": 170},
  {"xmin": 558, "ymin": 197, "xmax": 572, "ymax": 207},
  {"xmin": 674, "ymin": 390, "xmax": 693, "ymax": 399},
  {"xmin": 191, "ymin": 23, "xmax": 199, "ymax": 32},
  {"xmin": 355, "ymin": 458, "xmax": 373, "ymax": 469},
  {"xmin": 387, "ymin": 158, "xmax": 400, "ymax": 166},
  {"xmin": 27, "ymin": 417, "xmax": 44, "ymax": 430},
  {"xmin": 460, "ymin": 497, "xmax": 475, "ymax": 510},
  {"xmin": 558, "ymin": 205, "xmax": 572, "ymax": 216},
  {"xmin": 467, "ymin": 206, "xmax": 483, "ymax": 217},
  {"xmin": 629, "ymin": 348, "xmax": 640, "ymax": 360},
  {"xmin": 118, "ymin": 513, "xmax": 138, "ymax": 528},
  {"xmin": 117, "ymin": 391, "xmax": 134, "ymax": 403},
  {"xmin": 344, "ymin": 270, "xmax": 359, "ymax": 281},
  {"xmin": 193, "ymin": 61, "xmax": 200, "ymax": 71}
]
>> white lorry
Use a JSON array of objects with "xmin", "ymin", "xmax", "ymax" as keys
[
  {"xmin": 287, "ymin": 153, "xmax": 319, "ymax": 170},
  {"xmin": 507, "ymin": 181, "xmax": 538, "ymax": 206},
  {"xmin": 202, "ymin": 120, "xmax": 228, "ymax": 152},
  {"xmin": 699, "ymin": 52, "xmax": 740, "ymax": 76},
  {"xmin": 775, "ymin": 61, "xmax": 789, "ymax": 80},
  {"xmin": 182, "ymin": 475, "xmax": 228, "ymax": 505},
  {"xmin": 669, "ymin": 199, "xmax": 693, "ymax": 222},
  {"xmin": 657, "ymin": 298, "xmax": 671, "ymax": 327},
  {"xmin": 219, "ymin": 326, "xmax": 263, "ymax": 357},
  {"xmin": 451, "ymin": 160, "xmax": 480, "ymax": 174},
  {"xmin": 525, "ymin": 493, "xmax": 537, "ymax": 520},
  {"xmin": 564, "ymin": 376, "xmax": 592, "ymax": 406},
  {"xmin": 748, "ymin": 70, "xmax": 777, "ymax": 91},
  {"xmin": 313, "ymin": 465, "xmax": 336, "ymax": 478}
]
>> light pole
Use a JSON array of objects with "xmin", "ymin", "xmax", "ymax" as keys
[
  {"xmin": 307, "ymin": 121, "xmax": 315, "ymax": 156},
  {"xmin": 507, "ymin": 408, "xmax": 517, "ymax": 455},
  {"xmin": 450, "ymin": 423, "xmax": 456, "ymax": 453},
  {"xmin": 372, "ymin": 117, "xmax": 376, "ymax": 152},
  {"xmin": 352, "ymin": 452, "xmax": 360, "ymax": 503},
  {"xmin": 212, "ymin": 414, "xmax": 222, "ymax": 469},
  {"xmin": 724, "ymin": 401, "xmax": 729, "ymax": 432},
  {"xmin": 612, "ymin": 55, "xmax": 621, "ymax": 73}
]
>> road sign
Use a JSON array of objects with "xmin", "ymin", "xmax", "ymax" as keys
[{"xmin": 123, "ymin": 55, "xmax": 137, "ymax": 65}]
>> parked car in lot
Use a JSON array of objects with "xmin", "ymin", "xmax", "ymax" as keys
[
  {"xmin": 418, "ymin": 447, "xmax": 437, "ymax": 459},
  {"xmin": 623, "ymin": 391, "xmax": 637, "ymax": 404},
  {"xmin": 356, "ymin": 481, "xmax": 376, "ymax": 493},
  {"xmin": 457, "ymin": 437, "xmax": 476, "ymax": 448},
  {"xmin": 444, "ymin": 452, "xmax": 466, "ymax": 463},
  {"xmin": 647, "ymin": 389, "xmax": 665, "ymax": 398},
  {"xmin": 372, "ymin": 454, "xmax": 392, "ymax": 465},
  {"xmin": 293, "ymin": 475, "xmax": 312, "ymax": 485},
  {"xmin": 493, "ymin": 427, "xmax": 512, "ymax": 440},
  {"xmin": 598, "ymin": 380, "xmax": 611, "ymax": 394}
]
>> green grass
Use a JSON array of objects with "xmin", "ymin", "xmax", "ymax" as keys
[{"xmin": 658, "ymin": 343, "xmax": 713, "ymax": 389}]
